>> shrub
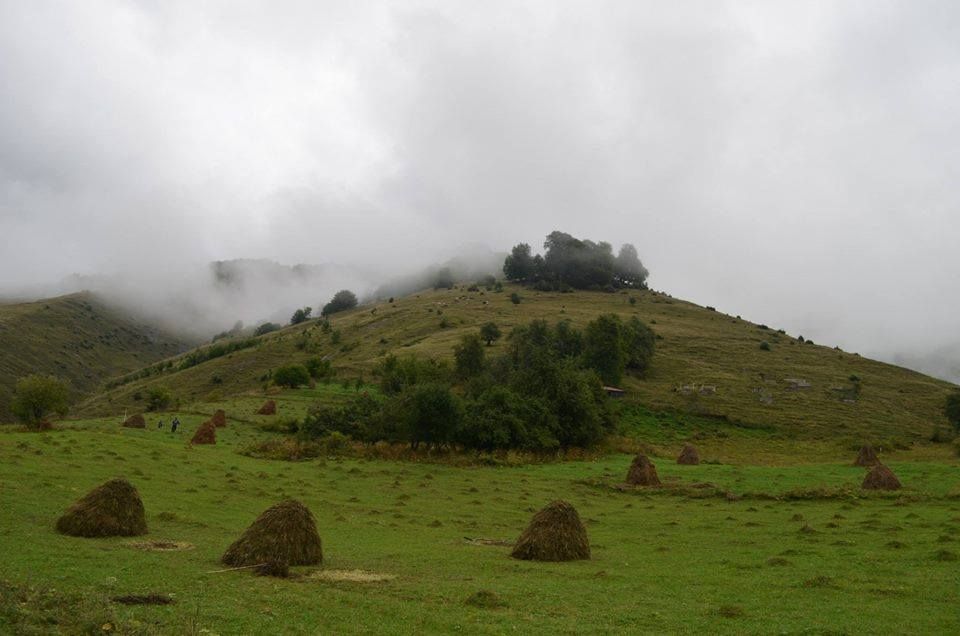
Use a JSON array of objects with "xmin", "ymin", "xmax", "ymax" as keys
[
  {"xmin": 454, "ymin": 334, "xmax": 485, "ymax": 378},
  {"xmin": 945, "ymin": 391, "xmax": 960, "ymax": 433},
  {"xmin": 11, "ymin": 374, "xmax": 69, "ymax": 427},
  {"xmin": 321, "ymin": 290, "xmax": 358, "ymax": 316},
  {"xmin": 510, "ymin": 292, "xmax": 521, "ymax": 305},
  {"xmin": 385, "ymin": 383, "xmax": 463, "ymax": 449},
  {"xmin": 583, "ymin": 314, "xmax": 626, "ymax": 385},
  {"xmin": 290, "ymin": 307, "xmax": 312, "ymax": 325},
  {"xmin": 759, "ymin": 341, "xmax": 771, "ymax": 351},
  {"xmin": 480, "ymin": 322, "xmax": 502, "ymax": 346},
  {"xmin": 377, "ymin": 355, "xmax": 450, "ymax": 395},
  {"xmin": 145, "ymin": 386, "xmax": 172, "ymax": 412},
  {"xmin": 273, "ymin": 365, "xmax": 311, "ymax": 389}
]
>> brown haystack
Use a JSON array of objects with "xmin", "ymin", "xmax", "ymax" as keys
[
  {"xmin": 122, "ymin": 414, "xmax": 146, "ymax": 429},
  {"xmin": 510, "ymin": 500, "xmax": 590, "ymax": 562},
  {"xmin": 862, "ymin": 464, "xmax": 902, "ymax": 490},
  {"xmin": 257, "ymin": 400, "xmax": 277, "ymax": 415},
  {"xmin": 221, "ymin": 499, "xmax": 323, "ymax": 568},
  {"xmin": 55, "ymin": 478, "xmax": 148, "ymax": 538},
  {"xmin": 677, "ymin": 444, "xmax": 700, "ymax": 465},
  {"xmin": 626, "ymin": 453, "xmax": 662, "ymax": 486},
  {"xmin": 191, "ymin": 420, "xmax": 216, "ymax": 445},
  {"xmin": 211, "ymin": 409, "xmax": 227, "ymax": 428},
  {"xmin": 854, "ymin": 444, "xmax": 879, "ymax": 467}
]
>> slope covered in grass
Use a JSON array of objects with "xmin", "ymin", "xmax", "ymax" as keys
[
  {"xmin": 77, "ymin": 285, "xmax": 955, "ymax": 441},
  {"xmin": 0, "ymin": 292, "xmax": 191, "ymax": 422}
]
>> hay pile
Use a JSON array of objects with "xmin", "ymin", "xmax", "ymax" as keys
[
  {"xmin": 257, "ymin": 400, "xmax": 277, "ymax": 415},
  {"xmin": 626, "ymin": 453, "xmax": 662, "ymax": 486},
  {"xmin": 55, "ymin": 478, "xmax": 148, "ymax": 537},
  {"xmin": 122, "ymin": 414, "xmax": 146, "ymax": 429},
  {"xmin": 510, "ymin": 500, "xmax": 590, "ymax": 562},
  {"xmin": 221, "ymin": 499, "xmax": 323, "ymax": 570},
  {"xmin": 211, "ymin": 409, "xmax": 227, "ymax": 428},
  {"xmin": 677, "ymin": 444, "xmax": 700, "ymax": 465},
  {"xmin": 191, "ymin": 420, "xmax": 216, "ymax": 445},
  {"xmin": 862, "ymin": 464, "xmax": 902, "ymax": 490},
  {"xmin": 854, "ymin": 444, "xmax": 879, "ymax": 466}
]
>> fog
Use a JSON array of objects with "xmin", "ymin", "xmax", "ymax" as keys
[{"xmin": 0, "ymin": 2, "xmax": 958, "ymax": 381}]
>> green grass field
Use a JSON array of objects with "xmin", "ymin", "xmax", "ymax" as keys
[{"xmin": 3, "ymin": 392, "xmax": 960, "ymax": 634}]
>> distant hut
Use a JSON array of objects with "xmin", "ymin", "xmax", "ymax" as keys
[
  {"xmin": 862, "ymin": 464, "xmax": 902, "ymax": 491},
  {"xmin": 854, "ymin": 444, "xmax": 879, "ymax": 467},
  {"xmin": 221, "ymin": 500, "xmax": 323, "ymax": 571},
  {"xmin": 511, "ymin": 500, "xmax": 590, "ymax": 562},
  {"xmin": 677, "ymin": 444, "xmax": 700, "ymax": 465},
  {"xmin": 626, "ymin": 453, "xmax": 662, "ymax": 486},
  {"xmin": 603, "ymin": 386, "xmax": 625, "ymax": 398},
  {"xmin": 55, "ymin": 478, "xmax": 147, "ymax": 538}
]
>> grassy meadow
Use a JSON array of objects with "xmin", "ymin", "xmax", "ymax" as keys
[{"xmin": 2, "ymin": 387, "xmax": 960, "ymax": 634}]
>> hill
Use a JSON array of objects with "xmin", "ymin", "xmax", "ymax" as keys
[
  {"xmin": 75, "ymin": 284, "xmax": 956, "ymax": 442},
  {"xmin": 0, "ymin": 292, "xmax": 192, "ymax": 422}
]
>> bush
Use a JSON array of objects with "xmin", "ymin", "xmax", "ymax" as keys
[
  {"xmin": 759, "ymin": 341, "xmax": 771, "ymax": 351},
  {"xmin": 11, "ymin": 374, "xmax": 69, "ymax": 427},
  {"xmin": 145, "ymin": 386, "xmax": 172, "ymax": 412},
  {"xmin": 583, "ymin": 314, "xmax": 626, "ymax": 385},
  {"xmin": 510, "ymin": 292, "xmax": 521, "ymax": 305},
  {"xmin": 454, "ymin": 334, "xmax": 485, "ymax": 378},
  {"xmin": 290, "ymin": 307, "xmax": 312, "ymax": 325},
  {"xmin": 480, "ymin": 322, "xmax": 502, "ymax": 346},
  {"xmin": 273, "ymin": 365, "xmax": 311, "ymax": 389},
  {"xmin": 321, "ymin": 290, "xmax": 358, "ymax": 316},
  {"xmin": 377, "ymin": 355, "xmax": 449, "ymax": 395},
  {"xmin": 305, "ymin": 357, "xmax": 333, "ymax": 379},
  {"xmin": 945, "ymin": 391, "xmax": 960, "ymax": 433}
]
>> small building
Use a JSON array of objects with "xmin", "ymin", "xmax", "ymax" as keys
[{"xmin": 603, "ymin": 386, "xmax": 626, "ymax": 398}]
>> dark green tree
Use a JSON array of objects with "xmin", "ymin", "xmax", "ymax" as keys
[
  {"xmin": 146, "ymin": 386, "xmax": 173, "ymax": 412},
  {"xmin": 273, "ymin": 365, "xmax": 311, "ymax": 388},
  {"xmin": 321, "ymin": 290, "xmax": 358, "ymax": 316},
  {"xmin": 614, "ymin": 243, "xmax": 649, "ymax": 288},
  {"xmin": 503, "ymin": 243, "xmax": 536, "ymax": 281},
  {"xmin": 582, "ymin": 314, "xmax": 626, "ymax": 385},
  {"xmin": 255, "ymin": 322, "xmax": 280, "ymax": 336},
  {"xmin": 290, "ymin": 306, "xmax": 312, "ymax": 325},
  {"xmin": 945, "ymin": 391, "xmax": 960, "ymax": 433},
  {"xmin": 11, "ymin": 374, "xmax": 69, "ymax": 427},
  {"xmin": 622, "ymin": 316, "xmax": 655, "ymax": 373},
  {"xmin": 479, "ymin": 322, "xmax": 502, "ymax": 346},
  {"xmin": 454, "ymin": 334, "xmax": 486, "ymax": 378}
]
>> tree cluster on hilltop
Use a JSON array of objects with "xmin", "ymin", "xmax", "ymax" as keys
[{"xmin": 503, "ymin": 231, "xmax": 649, "ymax": 291}]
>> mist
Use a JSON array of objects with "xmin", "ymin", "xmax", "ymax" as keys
[{"xmin": 1, "ymin": 2, "xmax": 958, "ymax": 382}]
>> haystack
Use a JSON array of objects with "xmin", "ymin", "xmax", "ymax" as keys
[
  {"xmin": 211, "ymin": 409, "xmax": 227, "ymax": 428},
  {"xmin": 626, "ymin": 453, "xmax": 662, "ymax": 486},
  {"xmin": 511, "ymin": 500, "xmax": 590, "ymax": 562},
  {"xmin": 854, "ymin": 444, "xmax": 879, "ymax": 467},
  {"xmin": 55, "ymin": 478, "xmax": 148, "ymax": 538},
  {"xmin": 191, "ymin": 420, "xmax": 216, "ymax": 445},
  {"xmin": 677, "ymin": 444, "xmax": 700, "ymax": 465},
  {"xmin": 257, "ymin": 400, "xmax": 277, "ymax": 415},
  {"xmin": 122, "ymin": 414, "xmax": 146, "ymax": 429},
  {"xmin": 862, "ymin": 464, "xmax": 902, "ymax": 490},
  {"xmin": 221, "ymin": 499, "xmax": 323, "ymax": 568}
]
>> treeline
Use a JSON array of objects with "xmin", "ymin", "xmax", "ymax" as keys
[
  {"xmin": 504, "ymin": 231, "xmax": 648, "ymax": 291},
  {"xmin": 297, "ymin": 314, "xmax": 654, "ymax": 452}
]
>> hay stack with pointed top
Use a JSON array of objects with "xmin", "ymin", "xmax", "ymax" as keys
[
  {"xmin": 626, "ymin": 453, "xmax": 662, "ymax": 486},
  {"xmin": 677, "ymin": 444, "xmax": 700, "ymax": 465},
  {"xmin": 510, "ymin": 500, "xmax": 590, "ymax": 562},
  {"xmin": 854, "ymin": 444, "xmax": 879, "ymax": 466},
  {"xmin": 257, "ymin": 400, "xmax": 277, "ymax": 415},
  {"xmin": 862, "ymin": 464, "xmax": 902, "ymax": 490},
  {"xmin": 191, "ymin": 420, "xmax": 216, "ymax": 445},
  {"xmin": 211, "ymin": 409, "xmax": 227, "ymax": 428},
  {"xmin": 122, "ymin": 414, "xmax": 146, "ymax": 429},
  {"xmin": 55, "ymin": 478, "xmax": 147, "ymax": 537},
  {"xmin": 221, "ymin": 500, "xmax": 323, "ymax": 569}
]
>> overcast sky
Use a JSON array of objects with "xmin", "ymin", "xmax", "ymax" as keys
[{"xmin": 1, "ymin": 1, "xmax": 958, "ymax": 377}]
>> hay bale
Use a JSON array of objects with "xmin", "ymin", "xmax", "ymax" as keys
[
  {"xmin": 55, "ymin": 478, "xmax": 148, "ymax": 538},
  {"xmin": 254, "ymin": 559, "xmax": 290, "ymax": 578},
  {"xmin": 257, "ymin": 400, "xmax": 277, "ymax": 415},
  {"xmin": 677, "ymin": 444, "xmax": 700, "ymax": 465},
  {"xmin": 854, "ymin": 444, "xmax": 879, "ymax": 466},
  {"xmin": 862, "ymin": 464, "xmax": 902, "ymax": 490},
  {"xmin": 191, "ymin": 420, "xmax": 216, "ymax": 445},
  {"xmin": 510, "ymin": 500, "xmax": 590, "ymax": 562},
  {"xmin": 122, "ymin": 414, "xmax": 146, "ymax": 429},
  {"xmin": 626, "ymin": 453, "xmax": 661, "ymax": 486},
  {"xmin": 211, "ymin": 409, "xmax": 227, "ymax": 428},
  {"xmin": 221, "ymin": 499, "xmax": 322, "ymax": 568}
]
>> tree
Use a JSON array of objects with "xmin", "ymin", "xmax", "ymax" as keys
[
  {"xmin": 622, "ymin": 316, "xmax": 655, "ymax": 373},
  {"xmin": 480, "ymin": 322, "xmax": 502, "ymax": 346},
  {"xmin": 614, "ymin": 243, "xmax": 649, "ymax": 288},
  {"xmin": 946, "ymin": 391, "xmax": 960, "ymax": 433},
  {"xmin": 273, "ymin": 365, "xmax": 311, "ymax": 388},
  {"xmin": 582, "ymin": 314, "xmax": 626, "ymax": 386},
  {"xmin": 433, "ymin": 267, "xmax": 455, "ymax": 289},
  {"xmin": 290, "ymin": 306, "xmax": 312, "ymax": 325},
  {"xmin": 387, "ymin": 383, "xmax": 462, "ymax": 449},
  {"xmin": 11, "ymin": 374, "xmax": 69, "ymax": 427},
  {"xmin": 255, "ymin": 322, "xmax": 281, "ymax": 336},
  {"xmin": 454, "ymin": 334, "xmax": 486, "ymax": 378},
  {"xmin": 503, "ymin": 243, "xmax": 536, "ymax": 281},
  {"xmin": 321, "ymin": 290, "xmax": 358, "ymax": 316},
  {"xmin": 146, "ymin": 386, "xmax": 173, "ymax": 412}
]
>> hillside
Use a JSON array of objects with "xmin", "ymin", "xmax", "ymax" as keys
[
  {"xmin": 0, "ymin": 292, "xmax": 192, "ymax": 421},
  {"xmin": 76, "ymin": 284, "xmax": 956, "ymax": 440}
]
